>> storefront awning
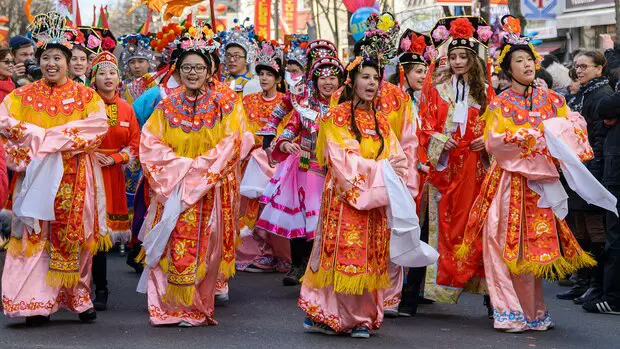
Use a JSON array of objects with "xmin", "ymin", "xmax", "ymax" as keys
[{"xmin": 556, "ymin": 7, "xmax": 616, "ymax": 29}]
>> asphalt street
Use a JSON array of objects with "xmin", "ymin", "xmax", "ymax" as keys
[{"xmin": 0, "ymin": 250, "xmax": 617, "ymax": 349}]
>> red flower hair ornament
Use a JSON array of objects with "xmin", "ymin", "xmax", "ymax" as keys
[{"xmin": 449, "ymin": 17, "xmax": 475, "ymax": 39}]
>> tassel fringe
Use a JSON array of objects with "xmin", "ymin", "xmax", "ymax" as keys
[
  {"xmin": 218, "ymin": 260, "xmax": 236, "ymax": 279},
  {"xmin": 159, "ymin": 257, "xmax": 169, "ymax": 274},
  {"xmin": 163, "ymin": 284, "xmax": 195, "ymax": 307},
  {"xmin": 89, "ymin": 234, "xmax": 113, "ymax": 255},
  {"xmin": 305, "ymin": 268, "xmax": 391, "ymax": 295},
  {"xmin": 505, "ymin": 251, "xmax": 597, "ymax": 280},
  {"xmin": 454, "ymin": 243, "xmax": 470, "ymax": 260},
  {"xmin": 135, "ymin": 247, "xmax": 146, "ymax": 264},
  {"xmin": 6, "ymin": 237, "xmax": 47, "ymax": 257},
  {"xmin": 46, "ymin": 271, "xmax": 80, "ymax": 288}
]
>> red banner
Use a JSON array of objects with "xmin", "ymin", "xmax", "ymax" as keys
[
  {"xmin": 281, "ymin": 0, "xmax": 297, "ymax": 36},
  {"xmin": 255, "ymin": 0, "xmax": 271, "ymax": 39}
]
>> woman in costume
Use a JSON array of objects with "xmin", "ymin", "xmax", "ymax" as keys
[
  {"xmin": 91, "ymin": 51, "xmax": 141, "ymax": 310},
  {"xmin": 299, "ymin": 14, "xmax": 413, "ymax": 338},
  {"xmin": 458, "ymin": 16, "xmax": 615, "ymax": 332},
  {"xmin": 418, "ymin": 16, "xmax": 494, "ymax": 308},
  {"xmin": 0, "ymin": 12, "xmax": 109, "ymax": 325},
  {"xmin": 256, "ymin": 56, "xmax": 345, "ymax": 286},
  {"xmin": 235, "ymin": 40, "xmax": 290, "ymax": 273},
  {"xmin": 138, "ymin": 21, "xmax": 251, "ymax": 327}
]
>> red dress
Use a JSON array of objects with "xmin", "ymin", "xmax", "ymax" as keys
[{"xmin": 97, "ymin": 92, "xmax": 141, "ymax": 242}]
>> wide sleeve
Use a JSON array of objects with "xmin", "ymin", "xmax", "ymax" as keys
[
  {"xmin": 111, "ymin": 107, "xmax": 141, "ymax": 165},
  {"xmin": 0, "ymin": 141, "xmax": 8, "ymax": 209},
  {"xmin": 397, "ymin": 99, "xmax": 420, "ymax": 199},
  {"xmin": 419, "ymin": 87, "xmax": 450, "ymax": 169},
  {"xmin": 257, "ymin": 92, "xmax": 293, "ymax": 137},
  {"xmin": 0, "ymin": 95, "xmax": 46, "ymax": 172},
  {"xmin": 132, "ymin": 86, "xmax": 161, "ymax": 127},
  {"xmin": 271, "ymin": 110, "xmax": 301, "ymax": 162}
]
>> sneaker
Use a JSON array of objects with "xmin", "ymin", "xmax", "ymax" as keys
[
  {"xmin": 25, "ymin": 315, "xmax": 50, "ymax": 326},
  {"xmin": 178, "ymin": 321, "xmax": 194, "ymax": 327},
  {"xmin": 384, "ymin": 308, "xmax": 399, "ymax": 318},
  {"xmin": 351, "ymin": 326, "xmax": 371, "ymax": 339},
  {"xmin": 582, "ymin": 300, "xmax": 620, "ymax": 315},
  {"xmin": 78, "ymin": 308, "xmax": 97, "ymax": 323},
  {"xmin": 499, "ymin": 327, "xmax": 525, "ymax": 333},
  {"xmin": 93, "ymin": 289, "xmax": 109, "ymax": 311},
  {"xmin": 243, "ymin": 264, "xmax": 275, "ymax": 273},
  {"xmin": 215, "ymin": 292, "xmax": 229, "ymax": 305},
  {"xmin": 303, "ymin": 317, "xmax": 337, "ymax": 335},
  {"xmin": 283, "ymin": 266, "xmax": 305, "ymax": 286}
]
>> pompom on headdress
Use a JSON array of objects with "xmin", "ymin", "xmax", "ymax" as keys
[
  {"xmin": 218, "ymin": 17, "xmax": 258, "ymax": 65},
  {"xmin": 118, "ymin": 34, "xmax": 156, "ymax": 76},
  {"xmin": 28, "ymin": 11, "xmax": 78, "ymax": 56},
  {"xmin": 431, "ymin": 16, "xmax": 491, "ymax": 54},
  {"xmin": 285, "ymin": 34, "xmax": 310, "ymax": 68},
  {"xmin": 346, "ymin": 12, "xmax": 400, "ymax": 73},
  {"xmin": 255, "ymin": 40, "xmax": 284, "ymax": 76},
  {"xmin": 497, "ymin": 15, "xmax": 541, "ymax": 71},
  {"xmin": 309, "ymin": 56, "xmax": 345, "ymax": 79}
]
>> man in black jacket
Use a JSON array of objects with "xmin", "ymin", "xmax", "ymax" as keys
[{"xmin": 583, "ymin": 90, "xmax": 620, "ymax": 314}]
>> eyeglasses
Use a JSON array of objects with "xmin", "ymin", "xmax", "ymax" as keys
[
  {"xmin": 179, "ymin": 64, "xmax": 208, "ymax": 74},
  {"xmin": 225, "ymin": 54, "xmax": 246, "ymax": 61},
  {"xmin": 0, "ymin": 60, "xmax": 15, "ymax": 65},
  {"xmin": 574, "ymin": 64, "xmax": 597, "ymax": 71}
]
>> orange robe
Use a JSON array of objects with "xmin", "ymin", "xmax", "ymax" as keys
[{"xmin": 97, "ymin": 93, "xmax": 141, "ymax": 242}]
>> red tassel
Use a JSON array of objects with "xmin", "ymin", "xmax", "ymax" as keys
[{"xmin": 399, "ymin": 65, "xmax": 405, "ymax": 91}]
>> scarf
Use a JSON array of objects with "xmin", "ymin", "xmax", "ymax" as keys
[{"xmin": 568, "ymin": 77, "xmax": 609, "ymax": 114}]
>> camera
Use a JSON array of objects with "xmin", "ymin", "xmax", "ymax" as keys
[{"xmin": 23, "ymin": 59, "xmax": 42, "ymax": 80}]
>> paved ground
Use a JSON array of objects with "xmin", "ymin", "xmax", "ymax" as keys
[{"xmin": 0, "ymin": 250, "xmax": 618, "ymax": 349}]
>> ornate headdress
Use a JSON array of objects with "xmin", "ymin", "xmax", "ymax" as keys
[
  {"xmin": 309, "ymin": 56, "xmax": 344, "ymax": 79},
  {"xmin": 347, "ymin": 12, "xmax": 400, "ymax": 72},
  {"xmin": 497, "ymin": 15, "xmax": 541, "ymax": 71},
  {"xmin": 78, "ymin": 26, "xmax": 117, "ymax": 57},
  {"xmin": 255, "ymin": 40, "xmax": 284, "ymax": 75},
  {"xmin": 431, "ymin": 16, "xmax": 492, "ymax": 53},
  {"xmin": 28, "ymin": 11, "xmax": 78, "ymax": 56},
  {"xmin": 286, "ymin": 34, "xmax": 309, "ymax": 68},
  {"xmin": 398, "ymin": 29, "xmax": 436, "ymax": 66},
  {"xmin": 306, "ymin": 39, "xmax": 337, "ymax": 61},
  {"xmin": 90, "ymin": 51, "xmax": 120, "ymax": 89},
  {"xmin": 218, "ymin": 18, "xmax": 258, "ymax": 65},
  {"xmin": 118, "ymin": 34, "xmax": 156, "ymax": 75},
  {"xmin": 150, "ymin": 22, "xmax": 184, "ymax": 65}
]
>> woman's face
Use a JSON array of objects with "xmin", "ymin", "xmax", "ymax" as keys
[
  {"xmin": 69, "ymin": 48, "xmax": 88, "ymax": 78},
  {"xmin": 316, "ymin": 75, "xmax": 339, "ymax": 97},
  {"xmin": 40, "ymin": 48, "xmax": 68, "ymax": 84},
  {"xmin": 575, "ymin": 55, "xmax": 603, "ymax": 85},
  {"xmin": 354, "ymin": 66, "xmax": 380, "ymax": 102},
  {"xmin": 509, "ymin": 50, "xmax": 536, "ymax": 85},
  {"xmin": 94, "ymin": 66, "xmax": 120, "ymax": 94},
  {"xmin": 449, "ymin": 48, "xmax": 470, "ymax": 76},
  {"xmin": 179, "ymin": 54, "xmax": 209, "ymax": 90},
  {"xmin": 0, "ymin": 53, "xmax": 14, "ymax": 79},
  {"xmin": 258, "ymin": 69, "xmax": 278, "ymax": 92},
  {"xmin": 405, "ymin": 63, "xmax": 428, "ymax": 91}
]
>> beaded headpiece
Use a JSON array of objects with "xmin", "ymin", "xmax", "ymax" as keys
[
  {"xmin": 218, "ymin": 18, "xmax": 258, "ymax": 65},
  {"xmin": 286, "ymin": 34, "xmax": 309, "ymax": 68},
  {"xmin": 255, "ymin": 40, "xmax": 283, "ymax": 75},
  {"xmin": 347, "ymin": 12, "xmax": 400, "ymax": 72},
  {"xmin": 118, "ymin": 34, "xmax": 156, "ymax": 75},
  {"xmin": 497, "ymin": 15, "xmax": 541, "ymax": 70},
  {"xmin": 78, "ymin": 26, "xmax": 117, "ymax": 57},
  {"xmin": 176, "ymin": 20, "xmax": 219, "ymax": 56},
  {"xmin": 306, "ymin": 39, "xmax": 337, "ymax": 61},
  {"xmin": 398, "ymin": 29, "xmax": 436, "ymax": 66},
  {"xmin": 431, "ymin": 16, "xmax": 491, "ymax": 53},
  {"xmin": 310, "ymin": 57, "xmax": 344, "ymax": 79},
  {"xmin": 28, "ymin": 11, "xmax": 78, "ymax": 54},
  {"xmin": 90, "ymin": 51, "xmax": 120, "ymax": 90}
]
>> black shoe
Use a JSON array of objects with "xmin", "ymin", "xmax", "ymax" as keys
[
  {"xmin": 484, "ymin": 295, "xmax": 493, "ymax": 319},
  {"xmin": 25, "ymin": 315, "xmax": 50, "ymax": 326},
  {"xmin": 418, "ymin": 296, "xmax": 435, "ymax": 305},
  {"xmin": 78, "ymin": 308, "xmax": 97, "ymax": 323},
  {"xmin": 283, "ymin": 266, "xmax": 305, "ymax": 286},
  {"xmin": 93, "ymin": 289, "xmax": 109, "ymax": 311},
  {"xmin": 583, "ymin": 299, "xmax": 620, "ymax": 315},
  {"xmin": 558, "ymin": 277, "xmax": 575, "ymax": 287},
  {"xmin": 557, "ymin": 286, "xmax": 588, "ymax": 300},
  {"xmin": 573, "ymin": 287, "xmax": 602, "ymax": 305}
]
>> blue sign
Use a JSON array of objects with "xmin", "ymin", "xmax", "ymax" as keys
[
  {"xmin": 350, "ymin": 7, "xmax": 380, "ymax": 42},
  {"xmin": 522, "ymin": 0, "xmax": 557, "ymax": 20}
]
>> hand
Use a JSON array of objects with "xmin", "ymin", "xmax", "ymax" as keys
[
  {"xmin": 601, "ymin": 34, "xmax": 615, "ymax": 50},
  {"xmin": 443, "ymin": 138, "xmax": 458, "ymax": 152},
  {"xmin": 12, "ymin": 63, "xmax": 26, "ymax": 77},
  {"xmin": 266, "ymin": 148, "xmax": 277, "ymax": 168},
  {"xmin": 389, "ymin": 155, "xmax": 408, "ymax": 178},
  {"xmin": 535, "ymin": 78, "xmax": 548, "ymax": 89},
  {"xmin": 469, "ymin": 136, "xmax": 485, "ymax": 152},
  {"xmin": 95, "ymin": 152, "xmax": 115, "ymax": 167},
  {"xmin": 280, "ymin": 141, "xmax": 301, "ymax": 155},
  {"xmin": 604, "ymin": 119, "xmax": 618, "ymax": 126}
]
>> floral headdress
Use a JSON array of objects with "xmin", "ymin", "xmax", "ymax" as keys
[
  {"xmin": 309, "ymin": 56, "xmax": 344, "ymax": 79},
  {"xmin": 78, "ymin": 26, "xmax": 117, "ymax": 57},
  {"xmin": 431, "ymin": 16, "xmax": 492, "ymax": 53},
  {"xmin": 398, "ymin": 29, "xmax": 436, "ymax": 66},
  {"xmin": 149, "ymin": 22, "xmax": 183, "ymax": 65},
  {"xmin": 255, "ymin": 40, "xmax": 284, "ymax": 75},
  {"xmin": 347, "ymin": 12, "xmax": 400, "ymax": 72},
  {"xmin": 176, "ymin": 20, "xmax": 219, "ymax": 56},
  {"xmin": 218, "ymin": 18, "xmax": 258, "ymax": 65},
  {"xmin": 497, "ymin": 15, "xmax": 541, "ymax": 71},
  {"xmin": 306, "ymin": 39, "xmax": 337, "ymax": 61},
  {"xmin": 28, "ymin": 11, "xmax": 78, "ymax": 55},
  {"xmin": 118, "ymin": 34, "xmax": 156, "ymax": 75},
  {"xmin": 286, "ymin": 34, "xmax": 309, "ymax": 68}
]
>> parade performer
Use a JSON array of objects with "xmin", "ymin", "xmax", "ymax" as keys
[
  {"xmin": 299, "ymin": 13, "xmax": 435, "ymax": 338},
  {"xmin": 284, "ymin": 34, "xmax": 309, "ymax": 76},
  {"xmin": 256, "ymin": 56, "xmax": 344, "ymax": 285},
  {"xmin": 236, "ymin": 40, "xmax": 291, "ymax": 273},
  {"xmin": 137, "ymin": 21, "xmax": 252, "ymax": 326},
  {"xmin": 78, "ymin": 26, "xmax": 117, "ymax": 77},
  {"xmin": 0, "ymin": 12, "xmax": 109, "ymax": 325},
  {"xmin": 91, "ymin": 51, "xmax": 141, "ymax": 310},
  {"xmin": 218, "ymin": 18, "xmax": 261, "ymax": 96},
  {"xmin": 418, "ymin": 16, "xmax": 494, "ymax": 306},
  {"xmin": 458, "ymin": 15, "xmax": 617, "ymax": 332}
]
